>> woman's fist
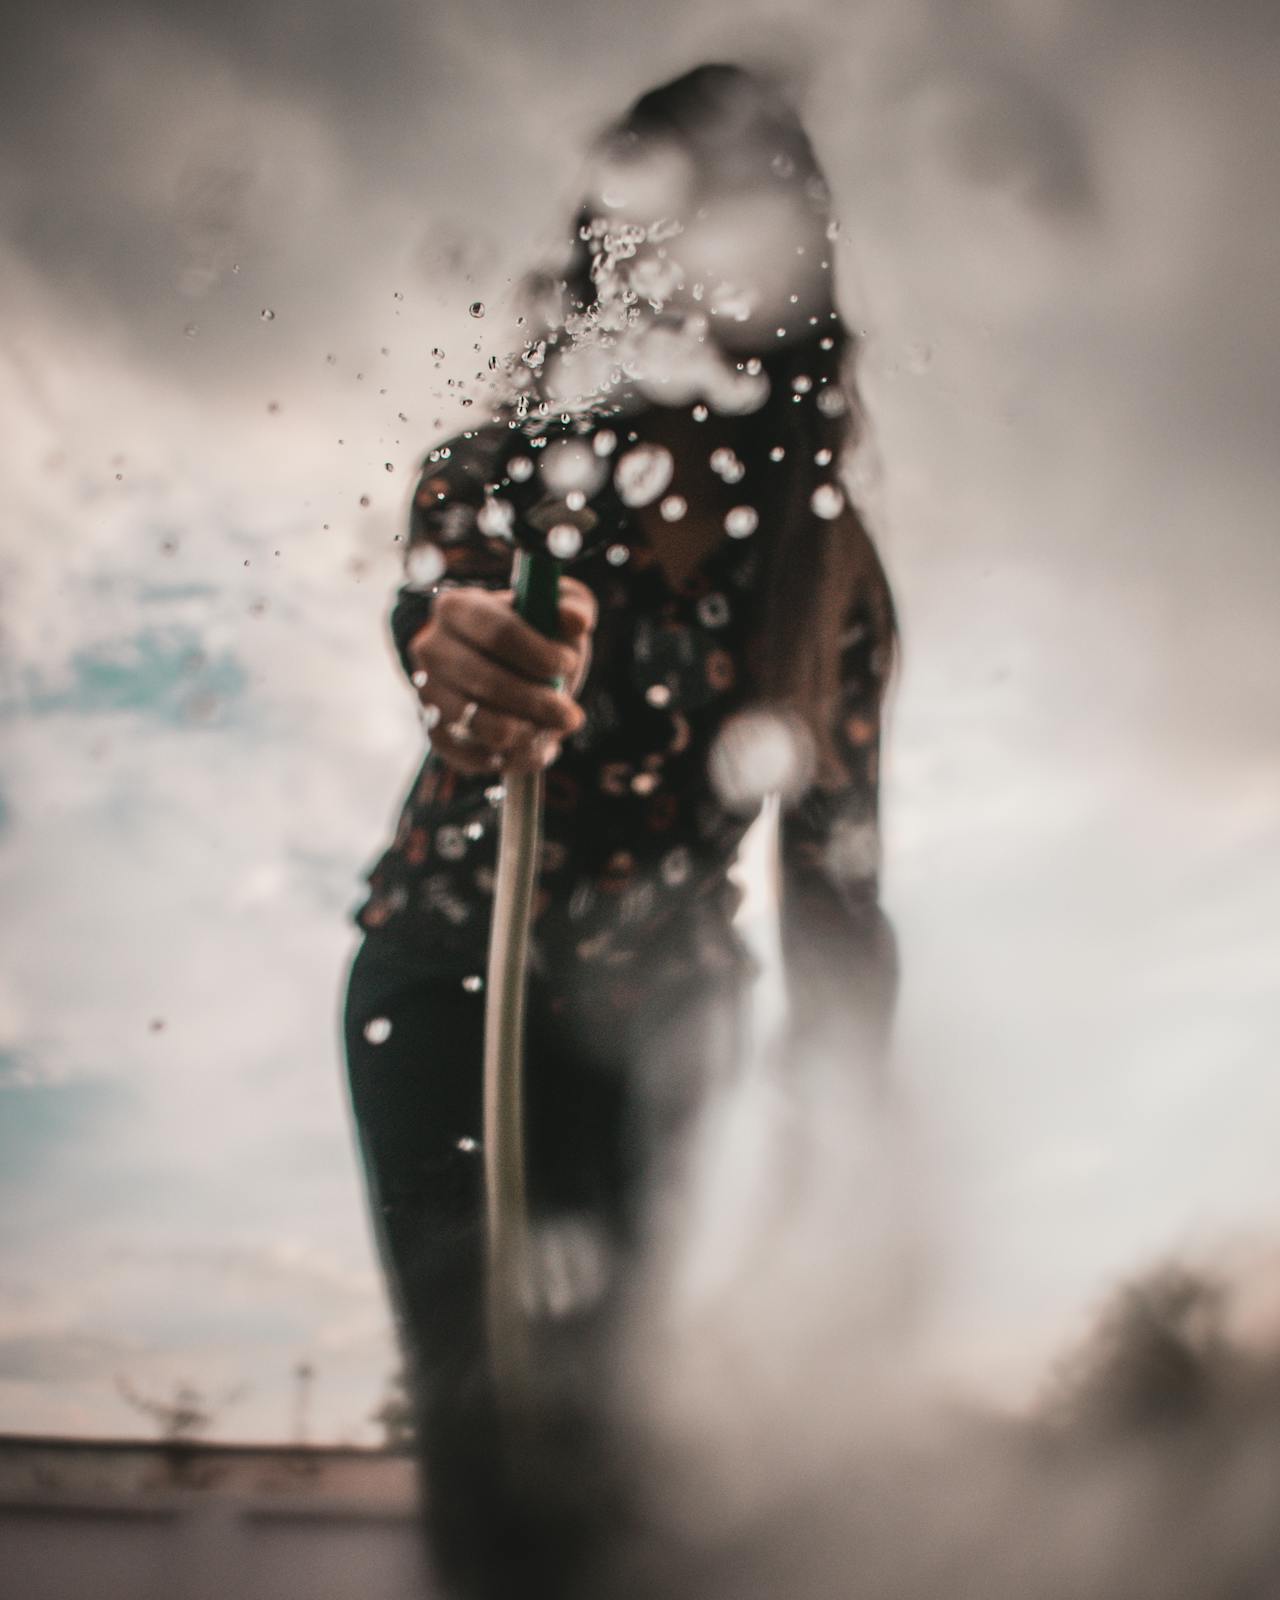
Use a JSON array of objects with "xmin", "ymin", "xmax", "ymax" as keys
[{"xmin": 406, "ymin": 576, "xmax": 598, "ymax": 775}]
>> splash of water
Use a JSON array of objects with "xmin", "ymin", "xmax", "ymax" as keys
[{"xmin": 614, "ymin": 443, "xmax": 675, "ymax": 507}]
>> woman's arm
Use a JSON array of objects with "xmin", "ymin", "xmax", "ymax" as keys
[
  {"xmin": 389, "ymin": 425, "xmax": 595, "ymax": 776},
  {"xmin": 389, "ymin": 425, "xmax": 519, "ymax": 682},
  {"xmin": 777, "ymin": 578, "xmax": 899, "ymax": 1075}
]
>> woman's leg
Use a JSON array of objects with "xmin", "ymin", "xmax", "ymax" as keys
[
  {"xmin": 342, "ymin": 938, "xmax": 646, "ymax": 1600},
  {"xmin": 344, "ymin": 940, "xmax": 530, "ymax": 1598},
  {"xmin": 342, "ymin": 936, "xmax": 748, "ymax": 1599}
]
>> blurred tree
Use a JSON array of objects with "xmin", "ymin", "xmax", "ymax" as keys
[
  {"xmin": 115, "ymin": 1375, "xmax": 247, "ymax": 1443},
  {"xmin": 371, "ymin": 1366, "xmax": 416, "ymax": 1451}
]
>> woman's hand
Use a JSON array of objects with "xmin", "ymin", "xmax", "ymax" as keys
[{"xmin": 406, "ymin": 576, "xmax": 598, "ymax": 775}]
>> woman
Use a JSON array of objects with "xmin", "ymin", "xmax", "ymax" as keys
[{"xmin": 341, "ymin": 61, "xmax": 898, "ymax": 1600}]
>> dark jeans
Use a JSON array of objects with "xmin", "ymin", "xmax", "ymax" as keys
[{"xmin": 341, "ymin": 932, "xmax": 746, "ymax": 1600}]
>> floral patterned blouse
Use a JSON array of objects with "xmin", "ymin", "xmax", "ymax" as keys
[{"xmin": 350, "ymin": 417, "xmax": 892, "ymax": 1021}]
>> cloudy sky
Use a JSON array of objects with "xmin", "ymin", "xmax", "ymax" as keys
[{"xmin": 1, "ymin": 0, "xmax": 1277, "ymax": 1445}]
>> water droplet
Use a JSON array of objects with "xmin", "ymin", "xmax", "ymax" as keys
[
  {"xmin": 384, "ymin": 461, "xmax": 394, "ymax": 473},
  {"xmin": 420, "ymin": 703, "xmax": 441, "ymax": 730},
  {"xmin": 646, "ymin": 683, "xmax": 672, "ymax": 707},
  {"xmin": 630, "ymin": 771, "xmax": 659, "ymax": 794},
  {"xmin": 359, "ymin": 494, "xmax": 371, "ymax": 508},
  {"xmin": 691, "ymin": 404, "xmax": 709, "ymax": 422},
  {"xmin": 260, "ymin": 308, "xmax": 276, "ymax": 322},
  {"xmin": 659, "ymin": 495, "xmax": 687, "ymax": 522},
  {"xmin": 565, "ymin": 489, "xmax": 586, "ymax": 511},
  {"xmin": 363, "ymin": 1017, "xmax": 393, "ymax": 1045},
  {"xmin": 769, "ymin": 446, "xmax": 786, "ymax": 462},
  {"xmin": 484, "ymin": 783, "xmax": 506, "ymax": 805},
  {"xmin": 464, "ymin": 820, "xmax": 485, "ymax": 841},
  {"xmin": 606, "ymin": 543, "xmax": 630, "ymax": 566},
  {"xmin": 817, "ymin": 388, "xmax": 848, "ymax": 418},
  {"xmin": 825, "ymin": 818, "xmax": 882, "ymax": 884},
  {"xmin": 462, "ymin": 974, "xmax": 484, "ymax": 992},
  {"xmin": 661, "ymin": 847, "xmax": 691, "ymax": 887},
  {"xmin": 592, "ymin": 429, "xmax": 618, "ymax": 457},
  {"xmin": 614, "ymin": 443, "xmax": 674, "ymax": 507},
  {"xmin": 724, "ymin": 505, "xmax": 759, "ymax": 538},
  {"xmin": 411, "ymin": 668, "xmax": 429, "ymax": 688},
  {"xmin": 548, "ymin": 523, "xmax": 583, "ymax": 560},
  {"xmin": 541, "ymin": 439, "xmax": 604, "ymax": 497},
  {"xmin": 469, "ymin": 301, "xmax": 485, "ymax": 318},
  {"xmin": 819, "ymin": 336, "xmax": 835, "ymax": 351},
  {"xmin": 507, "ymin": 455, "xmax": 534, "ymax": 482},
  {"xmin": 476, "ymin": 497, "xmax": 515, "ymax": 538},
  {"xmin": 183, "ymin": 323, "xmax": 198, "ymax": 338},
  {"xmin": 456, "ymin": 1135, "xmax": 480, "ymax": 1152},
  {"xmin": 709, "ymin": 707, "xmax": 815, "ymax": 811},
  {"xmin": 710, "ymin": 448, "xmax": 744, "ymax": 484},
  {"xmin": 815, "ymin": 447, "xmax": 833, "ymax": 466},
  {"xmin": 826, "ymin": 220, "xmax": 841, "ymax": 241},
  {"xmin": 435, "ymin": 825, "xmax": 467, "ymax": 860},
  {"xmin": 791, "ymin": 375, "xmax": 813, "ymax": 394},
  {"xmin": 697, "ymin": 592, "xmax": 730, "ymax": 629},
  {"xmin": 811, "ymin": 484, "xmax": 844, "ymax": 520},
  {"xmin": 520, "ymin": 1216, "xmax": 612, "ymax": 1320},
  {"xmin": 406, "ymin": 543, "xmax": 446, "ymax": 588},
  {"xmin": 771, "ymin": 152, "xmax": 795, "ymax": 179}
]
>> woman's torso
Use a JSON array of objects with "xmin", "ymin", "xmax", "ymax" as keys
[{"xmin": 351, "ymin": 418, "xmax": 774, "ymax": 1012}]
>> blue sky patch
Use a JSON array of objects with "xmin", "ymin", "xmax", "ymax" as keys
[
  {"xmin": 0, "ymin": 1062, "xmax": 136, "ymax": 1189},
  {"xmin": 6, "ymin": 627, "xmax": 247, "ymax": 725}
]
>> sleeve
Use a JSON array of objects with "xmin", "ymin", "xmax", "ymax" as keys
[
  {"xmin": 388, "ymin": 425, "xmax": 517, "ymax": 682},
  {"xmin": 776, "ymin": 562, "xmax": 899, "ymax": 1065},
  {"xmin": 778, "ymin": 586, "xmax": 892, "ymax": 906}
]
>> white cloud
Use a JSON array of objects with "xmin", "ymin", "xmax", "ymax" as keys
[{"xmin": 1, "ymin": 0, "xmax": 1277, "ymax": 1444}]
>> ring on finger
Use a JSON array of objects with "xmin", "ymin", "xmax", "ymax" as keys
[{"xmin": 445, "ymin": 699, "xmax": 481, "ymax": 743}]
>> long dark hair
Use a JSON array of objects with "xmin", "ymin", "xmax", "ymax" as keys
[{"xmin": 510, "ymin": 62, "xmax": 896, "ymax": 788}]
